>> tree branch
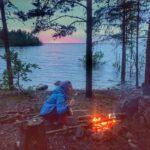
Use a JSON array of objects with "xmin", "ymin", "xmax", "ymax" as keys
[
  {"xmin": 50, "ymin": 15, "xmax": 86, "ymax": 23},
  {"xmin": 67, "ymin": 0, "xmax": 87, "ymax": 9},
  {"xmin": 69, "ymin": 20, "xmax": 85, "ymax": 26}
]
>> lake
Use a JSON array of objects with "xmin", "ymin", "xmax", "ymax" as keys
[{"xmin": 0, "ymin": 43, "xmax": 145, "ymax": 90}]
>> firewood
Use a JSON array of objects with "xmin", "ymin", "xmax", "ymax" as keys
[
  {"xmin": 46, "ymin": 124, "xmax": 87, "ymax": 135},
  {"xmin": 73, "ymin": 109, "xmax": 88, "ymax": 112}
]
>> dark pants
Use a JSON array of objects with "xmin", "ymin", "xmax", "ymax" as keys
[{"xmin": 43, "ymin": 108, "xmax": 70, "ymax": 126}]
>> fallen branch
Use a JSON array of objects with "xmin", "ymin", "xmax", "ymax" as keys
[{"xmin": 46, "ymin": 124, "xmax": 87, "ymax": 135}]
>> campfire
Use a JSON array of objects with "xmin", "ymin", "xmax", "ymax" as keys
[
  {"xmin": 78, "ymin": 113, "xmax": 125, "ymax": 134},
  {"xmin": 91, "ymin": 114, "xmax": 118, "ymax": 133}
]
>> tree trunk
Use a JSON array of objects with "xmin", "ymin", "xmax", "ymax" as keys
[
  {"xmin": 136, "ymin": 0, "xmax": 140, "ymax": 88},
  {"xmin": 0, "ymin": 0, "xmax": 13, "ymax": 89},
  {"xmin": 86, "ymin": 0, "xmax": 92, "ymax": 98},
  {"xmin": 143, "ymin": 21, "xmax": 150, "ymax": 95},
  {"xmin": 20, "ymin": 117, "xmax": 47, "ymax": 150},
  {"xmin": 121, "ymin": 0, "xmax": 126, "ymax": 84}
]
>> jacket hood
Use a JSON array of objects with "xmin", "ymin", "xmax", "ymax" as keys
[{"xmin": 53, "ymin": 81, "xmax": 72, "ymax": 99}]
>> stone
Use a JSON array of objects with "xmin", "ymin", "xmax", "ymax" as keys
[
  {"xmin": 126, "ymin": 132, "xmax": 134, "ymax": 139},
  {"xmin": 75, "ymin": 126, "xmax": 84, "ymax": 138},
  {"xmin": 86, "ymin": 129, "xmax": 93, "ymax": 136},
  {"xmin": 128, "ymin": 142, "xmax": 139, "ymax": 150},
  {"xmin": 143, "ymin": 108, "xmax": 150, "ymax": 126},
  {"xmin": 121, "ymin": 97, "xmax": 140, "ymax": 118},
  {"xmin": 91, "ymin": 132, "xmax": 104, "ymax": 141},
  {"xmin": 139, "ymin": 116, "xmax": 145, "ymax": 126},
  {"xmin": 36, "ymin": 84, "xmax": 48, "ymax": 91}
]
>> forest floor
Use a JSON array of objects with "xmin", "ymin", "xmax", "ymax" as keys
[{"xmin": 0, "ymin": 88, "xmax": 150, "ymax": 150}]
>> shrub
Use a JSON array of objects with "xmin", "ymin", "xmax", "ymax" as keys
[
  {"xmin": 79, "ymin": 51, "xmax": 105, "ymax": 67},
  {"xmin": 0, "ymin": 50, "xmax": 40, "ymax": 89}
]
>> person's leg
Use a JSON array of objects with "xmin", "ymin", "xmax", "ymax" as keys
[
  {"xmin": 42, "ymin": 108, "xmax": 58, "ymax": 124},
  {"xmin": 58, "ymin": 110, "xmax": 71, "ymax": 126}
]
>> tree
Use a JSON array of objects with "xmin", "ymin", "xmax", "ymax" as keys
[
  {"xmin": 107, "ymin": 0, "xmax": 141, "ymax": 84},
  {"xmin": 135, "ymin": 0, "xmax": 140, "ymax": 87},
  {"xmin": 143, "ymin": 21, "xmax": 150, "ymax": 95},
  {"xmin": 121, "ymin": 0, "xmax": 126, "ymax": 84},
  {"xmin": 86, "ymin": 0, "xmax": 92, "ymax": 97},
  {"xmin": 0, "ymin": 0, "xmax": 13, "ymax": 89}
]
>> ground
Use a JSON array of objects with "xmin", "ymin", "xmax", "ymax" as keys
[{"xmin": 0, "ymin": 89, "xmax": 150, "ymax": 150}]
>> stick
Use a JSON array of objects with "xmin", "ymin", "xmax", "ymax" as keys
[
  {"xmin": 73, "ymin": 109, "xmax": 88, "ymax": 112},
  {"xmin": 46, "ymin": 124, "xmax": 87, "ymax": 135}
]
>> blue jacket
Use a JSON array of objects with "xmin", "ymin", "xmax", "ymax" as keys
[{"xmin": 40, "ymin": 87, "xmax": 69, "ymax": 116}]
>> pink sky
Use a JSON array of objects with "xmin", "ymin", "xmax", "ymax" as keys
[{"xmin": 39, "ymin": 32, "xmax": 85, "ymax": 43}]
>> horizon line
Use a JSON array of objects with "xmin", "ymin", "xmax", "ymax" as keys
[{"xmin": 43, "ymin": 42, "xmax": 86, "ymax": 44}]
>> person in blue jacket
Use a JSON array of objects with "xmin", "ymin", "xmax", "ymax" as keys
[{"xmin": 40, "ymin": 81, "xmax": 75, "ymax": 126}]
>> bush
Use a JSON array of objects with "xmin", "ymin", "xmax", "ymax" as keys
[
  {"xmin": 79, "ymin": 51, "xmax": 105, "ymax": 67},
  {"xmin": 0, "ymin": 50, "xmax": 40, "ymax": 89}
]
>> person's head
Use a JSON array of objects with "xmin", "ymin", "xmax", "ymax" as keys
[{"xmin": 55, "ymin": 80, "xmax": 73, "ymax": 96}]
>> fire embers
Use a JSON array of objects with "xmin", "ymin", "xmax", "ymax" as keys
[{"xmin": 91, "ymin": 114, "xmax": 118, "ymax": 133}]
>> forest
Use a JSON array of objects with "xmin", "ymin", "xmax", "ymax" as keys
[{"xmin": 0, "ymin": 29, "xmax": 42, "ymax": 46}]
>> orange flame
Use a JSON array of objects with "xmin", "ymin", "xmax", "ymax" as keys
[{"xmin": 91, "ymin": 114, "xmax": 118, "ymax": 132}]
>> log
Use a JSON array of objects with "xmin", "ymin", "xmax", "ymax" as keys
[
  {"xmin": 20, "ymin": 117, "xmax": 47, "ymax": 150},
  {"xmin": 46, "ymin": 124, "xmax": 87, "ymax": 135}
]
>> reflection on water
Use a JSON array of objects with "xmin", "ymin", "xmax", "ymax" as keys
[{"xmin": 0, "ymin": 43, "xmax": 145, "ymax": 90}]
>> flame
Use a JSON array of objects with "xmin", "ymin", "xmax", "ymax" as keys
[{"xmin": 91, "ymin": 114, "xmax": 118, "ymax": 132}]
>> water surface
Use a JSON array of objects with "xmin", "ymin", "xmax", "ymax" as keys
[{"xmin": 0, "ymin": 43, "xmax": 145, "ymax": 90}]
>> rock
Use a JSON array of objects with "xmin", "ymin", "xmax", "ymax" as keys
[
  {"xmin": 91, "ymin": 132, "xmax": 104, "ymax": 141},
  {"xmin": 72, "ymin": 136, "xmax": 77, "ymax": 141},
  {"xmin": 117, "ymin": 125, "xmax": 128, "ymax": 136},
  {"xmin": 143, "ymin": 108, "xmax": 150, "ymax": 126},
  {"xmin": 126, "ymin": 132, "xmax": 134, "ymax": 139},
  {"xmin": 138, "ymin": 98, "xmax": 150, "ymax": 126},
  {"xmin": 139, "ymin": 116, "xmax": 145, "ymax": 126},
  {"xmin": 128, "ymin": 142, "xmax": 139, "ymax": 149},
  {"xmin": 14, "ymin": 141, "xmax": 20, "ymax": 150},
  {"xmin": 75, "ymin": 126, "xmax": 84, "ymax": 138},
  {"xmin": 121, "ymin": 97, "xmax": 140, "ymax": 118},
  {"xmin": 86, "ymin": 129, "xmax": 93, "ymax": 136},
  {"xmin": 102, "ymin": 131, "xmax": 115, "ymax": 141},
  {"xmin": 0, "ymin": 131, "xmax": 4, "ymax": 135},
  {"xmin": 128, "ymin": 139, "xmax": 132, "ymax": 143},
  {"xmin": 67, "ymin": 116, "xmax": 77, "ymax": 126},
  {"xmin": 36, "ymin": 84, "xmax": 48, "ymax": 91}
]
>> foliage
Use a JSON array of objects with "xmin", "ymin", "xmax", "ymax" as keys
[
  {"xmin": 79, "ymin": 51, "xmax": 105, "ymax": 67},
  {"xmin": 0, "ymin": 30, "xmax": 42, "ymax": 47},
  {"xmin": 0, "ymin": 50, "xmax": 40, "ymax": 89}
]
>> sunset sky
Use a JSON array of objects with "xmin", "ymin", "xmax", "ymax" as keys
[{"xmin": 7, "ymin": 0, "xmax": 86, "ymax": 43}]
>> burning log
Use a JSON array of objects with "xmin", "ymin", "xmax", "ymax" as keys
[{"xmin": 46, "ymin": 113, "xmax": 126, "ymax": 136}]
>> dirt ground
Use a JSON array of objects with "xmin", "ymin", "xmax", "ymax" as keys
[{"xmin": 0, "ymin": 89, "xmax": 150, "ymax": 150}]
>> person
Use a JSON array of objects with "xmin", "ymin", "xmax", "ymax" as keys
[{"xmin": 40, "ymin": 81, "xmax": 75, "ymax": 126}]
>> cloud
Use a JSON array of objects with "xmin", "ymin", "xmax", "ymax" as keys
[{"xmin": 39, "ymin": 31, "xmax": 85, "ymax": 43}]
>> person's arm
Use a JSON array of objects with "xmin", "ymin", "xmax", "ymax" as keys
[
  {"xmin": 68, "ymin": 99, "xmax": 75, "ymax": 107},
  {"xmin": 56, "ymin": 95, "xmax": 69, "ymax": 114}
]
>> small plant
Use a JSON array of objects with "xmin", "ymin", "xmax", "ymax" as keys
[
  {"xmin": 112, "ymin": 61, "xmax": 121, "ymax": 72},
  {"xmin": 79, "ymin": 51, "xmax": 105, "ymax": 67},
  {"xmin": 0, "ymin": 50, "xmax": 40, "ymax": 89}
]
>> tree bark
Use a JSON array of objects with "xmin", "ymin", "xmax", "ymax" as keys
[
  {"xmin": 121, "ymin": 0, "xmax": 126, "ymax": 84},
  {"xmin": 143, "ymin": 21, "xmax": 150, "ymax": 95},
  {"xmin": 86, "ymin": 0, "xmax": 93, "ymax": 98},
  {"xmin": 0, "ymin": 0, "xmax": 13, "ymax": 89},
  {"xmin": 20, "ymin": 117, "xmax": 47, "ymax": 150},
  {"xmin": 136, "ymin": 0, "xmax": 140, "ymax": 87}
]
